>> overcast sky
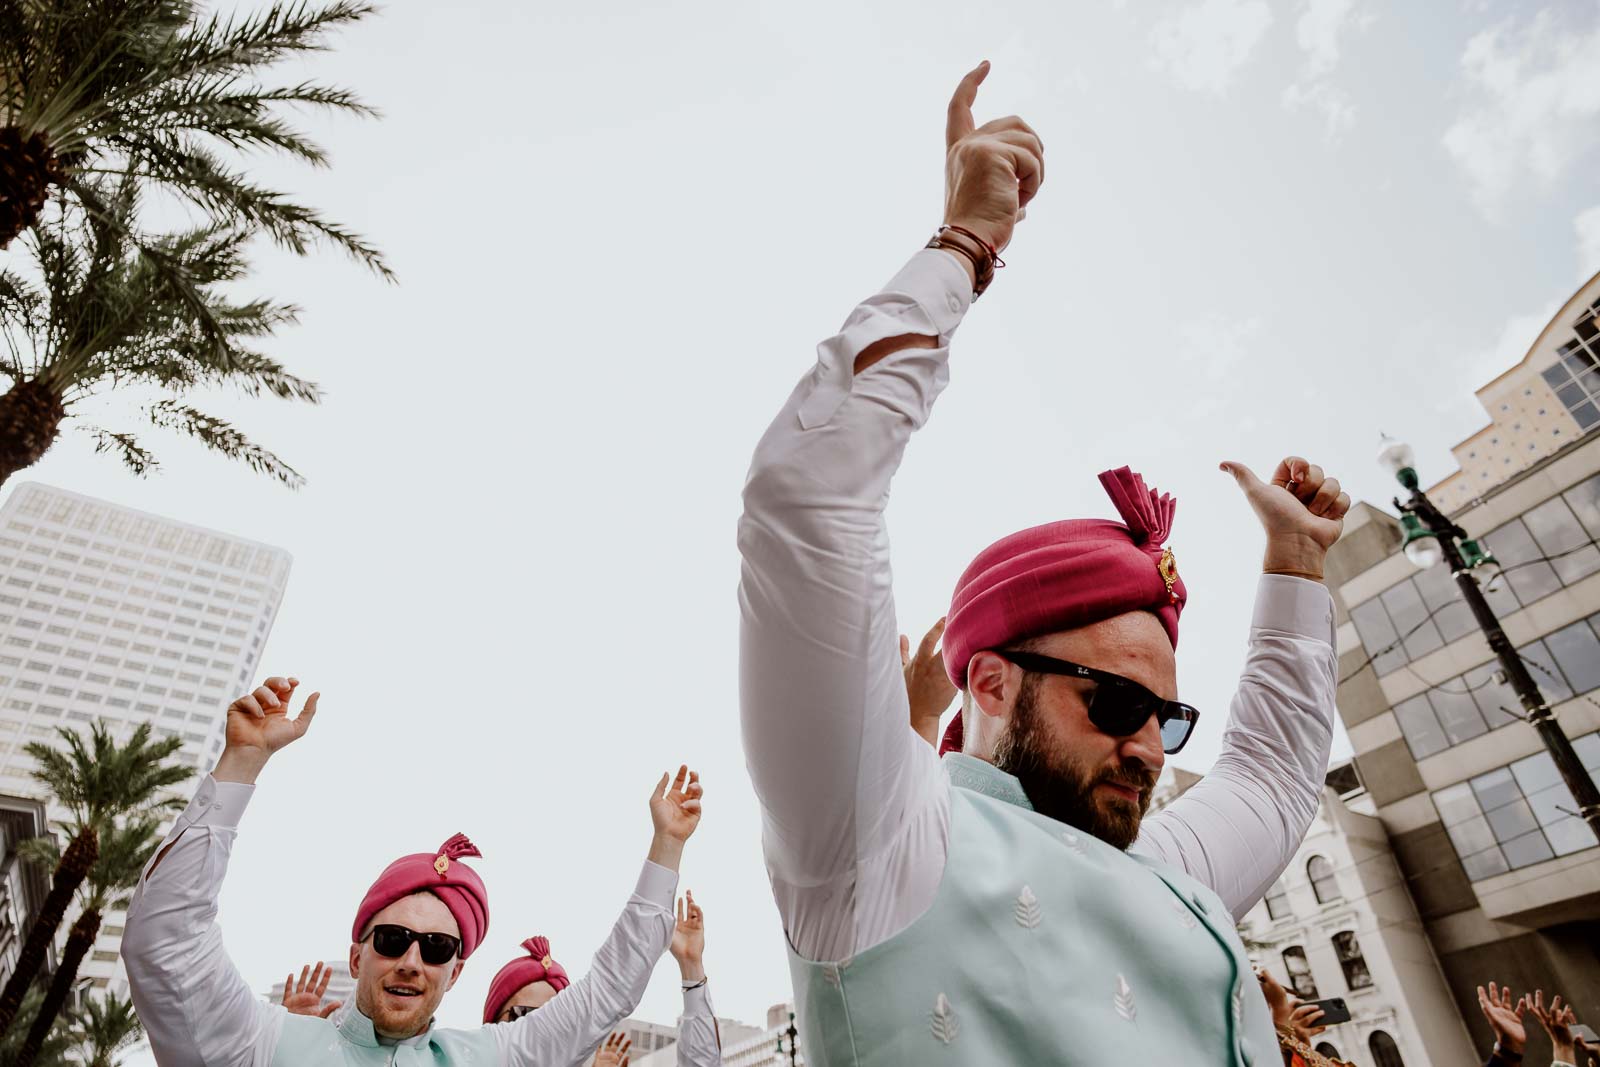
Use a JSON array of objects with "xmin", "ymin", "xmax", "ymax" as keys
[{"xmin": 8, "ymin": 0, "xmax": 1600, "ymax": 1050}]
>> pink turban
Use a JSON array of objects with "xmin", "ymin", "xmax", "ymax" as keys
[
  {"xmin": 939, "ymin": 467, "xmax": 1187, "ymax": 755},
  {"xmin": 482, "ymin": 936, "xmax": 572, "ymax": 1023},
  {"xmin": 351, "ymin": 833, "xmax": 489, "ymax": 960}
]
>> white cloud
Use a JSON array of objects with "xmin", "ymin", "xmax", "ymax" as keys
[
  {"xmin": 1282, "ymin": 0, "xmax": 1371, "ymax": 141},
  {"xmin": 1283, "ymin": 80, "xmax": 1357, "ymax": 140},
  {"xmin": 1578, "ymin": 205, "xmax": 1600, "ymax": 280},
  {"xmin": 1294, "ymin": 0, "xmax": 1374, "ymax": 77},
  {"xmin": 1443, "ymin": 9, "xmax": 1600, "ymax": 214},
  {"xmin": 1150, "ymin": 0, "xmax": 1274, "ymax": 95}
]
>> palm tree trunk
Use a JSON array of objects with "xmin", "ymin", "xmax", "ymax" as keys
[
  {"xmin": 0, "ymin": 828, "xmax": 97, "ymax": 1040},
  {"xmin": 0, "ymin": 126, "xmax": 64, "ymax": 249},
  {"xmin": 15, "ymin": 908, "xmax": 100, "ymax": 1067},
  {"xmin": 0, "ymin": 379, "xmax": 67, "ymax": 490}
]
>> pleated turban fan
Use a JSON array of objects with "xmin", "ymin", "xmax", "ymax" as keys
[
  {"xmin": 938, "ymin": 466, "xmax": 1188, "ymax": 756},
  {"xmin": 351, "ymin": 833, "xmax": 490, "ymax": 960},
  {"xmin": 482, "ymin": 936, "xmax": 572, "ymax": 1023}
]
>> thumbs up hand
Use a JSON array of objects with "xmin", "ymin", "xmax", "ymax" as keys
[{"xmin": 1219, "ymin": 457, "xmax": 1350, "ymax": 582}]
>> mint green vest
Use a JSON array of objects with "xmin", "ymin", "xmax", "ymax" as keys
[
  {"xmin": 787, "ymin": 755, "xmax": 1278, "ymax": 1066},
  {"xmin": 274, "ymin": 1004, "xmax": 501, "ymax": 1065}
]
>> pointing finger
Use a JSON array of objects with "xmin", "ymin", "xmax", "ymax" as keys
[
  {"xmin": 916, "ymin": 618, "xmax": 946, "ymax": 661},
  {"xmin": 946, "ymin": 60, "xmax": 990, "ymax": 148},
  {"xmin": 293, "ymin": 692, "xmax": 320, "ymax": 736}
]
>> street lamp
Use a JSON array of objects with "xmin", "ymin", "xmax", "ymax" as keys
[
  {"xmin": 776, "ymin": 1010, "xmax": 799, "ymax": 1066},
  {"xmin": 1379, "ymin": 435, "xmax": 1600, "ymax": 841}
]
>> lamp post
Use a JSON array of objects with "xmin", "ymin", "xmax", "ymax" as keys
[
  {"xmin": 776, "ymin": 1010, "xmax": 799, "ymax": 1067},
  {"xmin": 1378, "ymin": 435, "xmax": 1600, "ymax": 842}
]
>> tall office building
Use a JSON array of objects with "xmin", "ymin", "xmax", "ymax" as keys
[
  {"xmin": 0, "ymin": 481, "xmax": 291, "ymax": 994},
  {"xmin": 1326, "ymin": 270, "xmax": 1600, "ymax": 1062}
]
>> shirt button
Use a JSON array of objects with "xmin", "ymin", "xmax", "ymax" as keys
[
  {"xmin": 947, "ymin": 293, "xmax": 961, "ymax": 313},
  {"xmin": 1190, "ymin": 892, "xmax": 1210, "ymax": 915}
]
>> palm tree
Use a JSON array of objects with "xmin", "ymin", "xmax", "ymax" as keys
[
  {"xmin": 0, "ymin": 987, "xmax": 70, "ymax": 1067},
  {"xmin": 62, "ymin": 993, "xmax": 142, "ymax": 1067},
  {"xmin": 12, "ymin": 814, "xmax": 171, "ymax": 1067},
  {"xmin": 0, "ymin": 0, "xmax": 388, "ymax": 269},
  {"xmin": 0, "ymin": 176, "xmax": 319, "ymax": 487},
  {"xmin": 0, "ymin": 722, "xmax": 189, "ymax": 1043}
]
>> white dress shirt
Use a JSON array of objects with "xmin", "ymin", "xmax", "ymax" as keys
[
  {"xmin": 673, "ymin": 982, "xmax": 721, "ymax": 1066},
  {"xmin": 123, "ymin": 775, "xmax": 678, "ymax": 1066},
  {"xmin": 738, "ymin": 248, "xmax": 1338, "ymax": 963}
]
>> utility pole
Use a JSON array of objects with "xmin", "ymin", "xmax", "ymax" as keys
[{"xmin": 1380, "ymin": 436, "xmax": 1600, "ymax": 842}]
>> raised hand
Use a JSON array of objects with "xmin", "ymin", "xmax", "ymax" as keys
[
  {"xmin": 671, "ymin": 890, "xmax": 707, "ymax": 981},
  {"xmin": 647, "ymin": 765, "xmax": 703, "ymax": 872},
  {"xmin": 1529, "ymin": 989, "xmax": 1580, "ymax": 1064},
  {"xmin": 902, "ymin": 618, "xmax": 957, "ymax": 746},
  {"xmin": 1220, "ymin": 456, "xmax": 1351, "ymax": 581},
  {"xmin": 215, "ymin": 676, "xmax": 319, "ymax": 784},
  {"xmin": 943, "ymin": 61, "xmax": 1044, "ymax": 254},
  {"xmin": 591, "ymin": 1032, "xmax": 631, "ymax": 1067},
  {"xmin": 1476, "ymin": 982, "xmax": 1526, "ymax": 1055},
  {"xmin": 281, "ymin": 962, "xmax": 342, "ymax": 1019}
]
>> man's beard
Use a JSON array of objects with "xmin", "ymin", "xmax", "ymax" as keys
[{"xmin": 992, "ymin": 676, "xmax": 1158, "ymax": 850}]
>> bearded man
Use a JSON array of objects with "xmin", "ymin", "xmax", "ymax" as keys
[
  {"xmin": 123, "ymin": 676, "xmax": 704, "ymax": 1066},
  {"xmin": 737, "ymin": 64, "xmax": 1344, "ymax": 1065}
]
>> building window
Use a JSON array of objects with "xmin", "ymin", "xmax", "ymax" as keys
[
  {"xmin": 1433, "ymin": 732, "xmax": 1600, "ymax": 879},
  {"xmin": 1264, "ymin": 879, "xmax": 1292, "ymax": 920},
  {"xmin": 1332, "ymin": 930, "xmax": 1372, "ymax": 989},
  {"xmin": 1282, "ymin": 946, "xmax": 1318, "ymax": 998},
  {"xmin": 1368, "ymin": 1030, "xmax": 1406, "ymax": 1067},
  {"xmin": 1539, "ymin": 329, "xmax": 1600, "ymax": 430},
  {"xmin": 1308, "ymin": 855, "xmax": 1340, "ymax": 903}
]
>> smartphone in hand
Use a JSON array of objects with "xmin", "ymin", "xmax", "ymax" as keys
[{"xmin": 1306, "ymin": 997, "xmax": 1352, "ymax": 1026}]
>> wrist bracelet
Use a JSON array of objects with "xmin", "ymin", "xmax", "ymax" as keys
[
  {"xmin": 682, "ymin": 977, "xmax": 708, "ymax": 991},
  {"xmin": 1493, "ymin": 1042, "xmax": 1524, "ymax": 1063},
  {"xmin": 926, "ymin": 225, "xmax": 1003, "ymax": 298}
]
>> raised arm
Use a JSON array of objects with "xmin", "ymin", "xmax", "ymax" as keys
[
  {"xmin": 737, "ymin": 63, "xmax": 1042, "ymax": 961},
  {"xmin": 123, "ymin": 677, "xmax": 319, "ymax": 1067},
  {"xmin": 1133, "ymin": 460, "xmax": 1345, "ymax": 918},
  {"xmin": 669, "ymin": 891, "xmax": 720, "ymax": 1067},
  {"xmin": 496, "ymin": 769, "xmax": 700, "ymax": 1066}
]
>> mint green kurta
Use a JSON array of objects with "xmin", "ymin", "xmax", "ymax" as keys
[
  {"xmin": 275, "ymin": 1007, "xmax": 500, "ymax": 1066},
  {"xmin": 787, "ymin": 756, "xmax": 1278, "ymax": 1066}
]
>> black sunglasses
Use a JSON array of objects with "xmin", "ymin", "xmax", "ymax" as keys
[
  {"xmin": 996, "ymin": 650, "xmax": 1200, "ymax": 754},
  {"xmin": 501, "ymin": 1004, "xmax": 539, "ymax": 1022},
  {"xmin": 363, "ymin": 924, "xmax": 461, "ymax": 966}
]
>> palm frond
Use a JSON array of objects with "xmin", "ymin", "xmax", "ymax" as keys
[
  {"xmin": 148, "ymin": 400, "xmax": 303, "ymax": 487},
  {"xmin": 79, "ymin": 425, "xmax": 160, "ymax": 476}
]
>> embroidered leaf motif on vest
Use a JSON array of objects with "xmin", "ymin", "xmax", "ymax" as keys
[
  {"xmin": 1169, "ymin": 897, "xmax": 1197, "ymax": 930},
  {"xmin": 930, "ymin": 993, "xmax": 960, "ymax": 1045},
  {"xmin": 1014, "ymin": 885, "xmax": 1042, "ymax": 930},
  {"xmin": 1060, "ymin": 830, "xmax": 1086, "ymax": 857},
  {"xmin": 1113, "ymin": 974, "xmax": 1137, "ymax": 1023},
  {"xmin": 822, "ymin": 962, "xmax": 842, "ymax": 989}
]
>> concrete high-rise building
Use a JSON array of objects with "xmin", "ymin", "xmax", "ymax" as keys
[
  {"xmin": 0, "ymin": 792, "xmax": 53, "ymax": 981},
  {"xmin": 0, "ymin": 481, "xmax": 290, "ymax": 994},
  {"xmin": 1427, "ymin": 272, "xmax": 1600, "ymax": 513},
  {"xmin": 1326, "ymin": 271, "xmax": 1600, "ymax": 1064},
  {"xmin": 630, "ymin": 1003, "xmax": 786, "ymax": 1067},
  {"xmin": 1239, "ymin": 768, "xmax": 1475, "ymax": 1067}
]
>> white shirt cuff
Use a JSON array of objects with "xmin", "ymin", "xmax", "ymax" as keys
[
  {"xmin": 179, "ymin": 775, "xmax": 255, "ymax": 831},
  {"xmin": 635, "ymin": 860, "xmax": 678, "ymax": 907},
  {"xmin": 1252, "ymin": 574, "xmax": 1335, "ymax": 645},
  {"xmin": 884, "ymin": 249, "xmax": 974, "ymax": 336},
  {"xmin": 681, "ymin": 980, "xmax": 712, "ymax": 1015}
]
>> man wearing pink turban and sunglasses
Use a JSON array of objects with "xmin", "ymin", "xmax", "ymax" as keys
[
  {"xmin": 122, "ymin": 675, "xmax": 705, "ymax": 1066},
  {"xmin": 738, "ymin": 64, "xmax": 1346, "ymax": 1065}
]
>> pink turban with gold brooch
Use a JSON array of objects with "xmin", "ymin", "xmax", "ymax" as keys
[
  {"xmin": 938, "ymin": 467, "xmax": 1187, "ymax": 755},
  {"xmin": 351, "ymin": 833, "xmax": 489, "ymax": 960}
]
